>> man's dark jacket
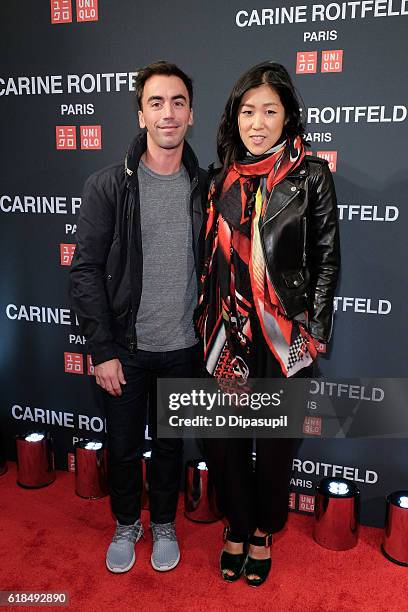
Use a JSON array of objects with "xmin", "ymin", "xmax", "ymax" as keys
[{"xmin": 69, "ymin": 133, "xmax": 208, "ymax": 365}]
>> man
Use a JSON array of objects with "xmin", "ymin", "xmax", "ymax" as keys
[{"xmin": 70, "ymin": 61, "xmax": 207, "ymax": 573}]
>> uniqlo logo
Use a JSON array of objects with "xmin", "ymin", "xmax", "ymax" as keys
[
  {"xmin": 56, "ymin": 126, "xmax": 77, "ymax": 150},
  {"xmin": 80, "ymin": 125, "xmax": 102, "ymax": 150},
  {"xmin": 321, "ymin": 50, "xmax": 344, "ymax": 73},
  {"xmin": 51, "ymin": 0, "xmax": 72, "ymax": 23},
  {"xmin": 60, "ymin": 243, "xmax": 76, "ymax": 266},
  {"xmin": 289, "ymin": 492, "xmax": 296, "ymax": 510},
  {"xmin": 296, "ymin": 51, "xmax": 317, "ymax": 74},
  {"xmin": 87, "ymin": 355, "xmax": 95, "ymax": 376},
  {"xmin": 302, "ymin": 416, "xmax": 322, "ymax": 436},
  {"xmin": 76, "ymin": 0, "xmax": 99, "ymax": 22},
  {"xmin": 299, "ymin": 494, "xmax": 315, "ymax": 513},
  {"xmin": 64, "ymin": 352, "xmax": 84, "ymax": 374},
  {"xmin": 67, "ymin": 452, "xmax": 76, "ymax": 472},
  {"xmin": 316, "ymin": 150, "xmax": 337, "ymax": 172}
]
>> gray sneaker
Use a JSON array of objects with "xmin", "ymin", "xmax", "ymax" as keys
[
  {"xmin": 150, "ymin": 522, "xmax": 180, "ymax": 571},
  {"xmin": 106, "ymin": 520, "xmax": 144, "ymax": 573}
]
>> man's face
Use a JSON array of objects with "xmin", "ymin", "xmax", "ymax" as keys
[{"xmin": 138, "ymin": 75, "xmax": 193, "ymax": 151}]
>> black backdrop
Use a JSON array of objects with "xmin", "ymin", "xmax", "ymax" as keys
[{"xmin": 1, "ymin": 0, "xmax": 407, "ymax": 526}]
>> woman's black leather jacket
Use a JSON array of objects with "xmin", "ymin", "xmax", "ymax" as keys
[{"xmin": 259, "ymin": 155, "xmax": 340, "ymax": 343}]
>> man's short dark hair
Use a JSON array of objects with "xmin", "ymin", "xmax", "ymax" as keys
[{"xmin": 135, "ymin": 60, "xmax": 193, "ymax": 109}]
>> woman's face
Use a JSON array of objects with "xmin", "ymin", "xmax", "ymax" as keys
[{"xmin": 237, "ymin": 84, "xmax": 286, "ymax": 155}]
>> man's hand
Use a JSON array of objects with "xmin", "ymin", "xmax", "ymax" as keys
[{"xmin": 94, "ymin": 359, "xmax": 126, "ymax": 397}]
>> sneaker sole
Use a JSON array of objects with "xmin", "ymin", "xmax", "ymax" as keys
[
  {"xmin": 150, "ymin": 551, "xmax": 180, "ymax": 572},
  {"xmin": 106, "ymin": 551, "xmax": 135, "ymax": 574}
]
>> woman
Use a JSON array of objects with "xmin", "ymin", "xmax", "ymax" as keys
[{"xmin": 196, "ymin": 62, "xmax": 340, "ymax": 586}]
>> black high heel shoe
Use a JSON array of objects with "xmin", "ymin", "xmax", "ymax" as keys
[
  {"xmin": 219, "ymin": 527, "xmax": 247, "ymax": 583},
  {"xmin": 244, "ymin": 532, "xmax": 272, "ymax": 587}
]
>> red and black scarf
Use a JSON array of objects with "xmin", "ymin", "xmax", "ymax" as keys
[{"xmin": 196, "ymin": 137, "xmax": 317, "ymax": 379}]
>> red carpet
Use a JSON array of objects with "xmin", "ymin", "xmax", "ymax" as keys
[{"xmin": 0, "ymin": 463, "xmax": 406, "ymax": 612}]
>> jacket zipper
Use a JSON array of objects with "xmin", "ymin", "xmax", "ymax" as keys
[
  {"xmin": 189, "ymin": 174, "xmax": 200, "ymax": 275},
  {"xmin": 259, "ymin": 188, "xmax": 300, "ymax": 316},
  {"xmin": 126, "ymin": 191, "xmax": 137, "ymax": 353},
  {"xmin": 190, "ymin": 175, "xmax": 198, "ymax": 196},
  {"xmin": 302, "ymin": 216, "xmax": 307, "ymax": 266},
  {"xmin": 259, "ymin": 230, "xmax": 288, "ymax": 316}
]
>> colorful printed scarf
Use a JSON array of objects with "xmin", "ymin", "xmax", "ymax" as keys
[{"xmin": 196, "ymin": 136, "xmax": 317, "ymax": 380}]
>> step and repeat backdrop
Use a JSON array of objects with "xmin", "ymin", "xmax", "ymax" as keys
[{"xmin": 1, "ymin": 1, "xmax": 407, "ymax": 526}]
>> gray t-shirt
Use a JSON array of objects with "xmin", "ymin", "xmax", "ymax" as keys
[{"xmin": 135, "ymin": 159, "xmax": 198, "ymax": 351}]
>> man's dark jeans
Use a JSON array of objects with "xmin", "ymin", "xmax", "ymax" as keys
[{"xmin": 104, "ymin": 343, "xmax": 200, "ymax": 525}]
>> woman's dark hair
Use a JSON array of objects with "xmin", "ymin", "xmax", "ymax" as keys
[{"xmin": 216, "ymin": 61, "xmax": 306, "ymax": 186}]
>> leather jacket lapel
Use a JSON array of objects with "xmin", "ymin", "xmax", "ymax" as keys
[{"xmin": 261, "ymin": 179, "xmax": 302, "ymax": 226}]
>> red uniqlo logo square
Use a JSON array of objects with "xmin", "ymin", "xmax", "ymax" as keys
[
  {"xmin": 60, "ymin": 243, "xmax": 76, "ymax": 266},
  {"xmin": 56, "ymin": 126, "xmax": 77, "ymax": 150},
  {"xmin": 288, "ymin": 492, "xmax": 296, "ymax": 510},
  {"xmin": 67, "ymin": 452, "xmax": 76, "ymax": 472},
  {"xmin": 321, "ymin": 50, "xmax": 344, "ymax": 73},
  {"xmin": 316, "ymin": 151, "xmax": 337, "ymax": 172},
  {"xmin": 80, "ymin": 125, "xmax": 102, "ymax": 150},
  {"xmin": 64, "ymin": 352, "xmax": 84, "ymax": 374},
  {"xmin": 302, "ymin": 416, "xmax": 322, "ymax": 436},
  {"xmin": 87, "ymin": 355, "xmax": 95, "ymax": 376},
  {"xmin": 51, "ymin": 0, "xmax": 72, "ymax": 23},
  {"xmin": 296, "ymin": 51, "xmax": 318, "ymax": 74},
  {"xmin": 76, "ymin": 0, "xmax": 99, "ymax": 22},
  {"xmin": 299, "ymin": 494, "xmax": 315, "ymax": 513}
]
